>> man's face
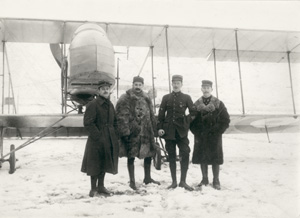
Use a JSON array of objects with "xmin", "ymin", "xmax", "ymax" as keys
[
  {"xmin": 201, "ymin": 85, "xmax": 213, "ymax": 97},
  {"xmin": 172, "ymin": 81, "xmax": 182, "ymax": 92},
  {"xmin": 133, "ymin": 82, "xmax": 144, "ymax": 93},
  {"xmin": 98, "ymin": 86, "xmax": 110, "ymax": 99}
]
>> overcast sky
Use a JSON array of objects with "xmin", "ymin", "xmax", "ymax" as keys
[{"xmin": 0, "ymin": 0, "xmax": 299, "ymax": 31}]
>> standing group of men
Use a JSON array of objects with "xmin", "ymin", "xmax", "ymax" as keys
[{"xmin": 81, "ymin": 75, "xmax": 230, "ymax": 197}]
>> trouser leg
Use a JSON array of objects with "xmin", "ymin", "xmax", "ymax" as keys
[
  {"xmin": 199, "ymin": 164, "xmax": 209, "ymax": 186},
  {"xmin": 178, "ymin": 154, "xmax": 194, "ymax": 191},
  {"xmin": 143, "ymin": 157, "xmax": 151, "ymax": 182},
  {"xmin": 165, "ymin": 140, "xmax": 177, "ymax": 189},
  {"xmin": 212, "ymin": 164, "xmax": 221, "ymax": 190},
  {"xmin": 143, "ymin": 157, "xmax": 160, "ymax": 185},
  {"xmin": 97, "ymin": 172, "xmax": 111, "ymax": 195},
  {"xmin": 177, "ymin": 134, "xmax": 193, "ymax": 191},
  {"xmin": 98, "ymin": 172, "xmax": 105, "ymax": 187},
  {"xmin": 89, "ymin": 176, "xmax": 98, "ymax": 197},
  {"xmin": 127, "ymin": 157, "xmax": 137, "ymax": 190},
  {"xmin": 90, "ymin": 176, "xmax": 97, "ymax": 190}
]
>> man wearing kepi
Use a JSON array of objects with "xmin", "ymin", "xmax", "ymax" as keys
[
  {"xmin": 157, "ymin": 75, "xmax": 195, "ymax": 191},
  {"xmin": 116, "ymin": 76, "xmax": 160, "ymax": 190},
  {"xmin": 190, "ymin": 80, "xmax": 230, "ymax": 190},
  {"xmin": 81, "ymin": 81, "xmax": 119, "ymax": 197}
]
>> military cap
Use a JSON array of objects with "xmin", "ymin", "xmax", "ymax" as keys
[
  {"xmin": 133, "ymin": 76, "xmax": 144, "ymax": 84},
  {"xmin": 98, "ymin": 80, "xmax": 112, "ymax": 88},
  {"xmin": 172, "ymin": 75, "xmax": 183, "ymax": 82},
  {"xmin": 202, "ymin": 80, "xmax": 213, "ymax": 87}
]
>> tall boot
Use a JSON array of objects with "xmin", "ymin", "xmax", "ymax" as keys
[
  {"xmin": 212, "ymin": 164, "xmax": 221, "ymax": 190},
  {"xmin": 127, "ymin": 158, "xmax": 137, "ymax": 190},
  {"xmin": 167, "ymin": 160, "xmax": 177, "ymax": 189},
  {"xmin": 89, "ymin": 176, "xmax": 98, "ymax": 197},
  {"xmin": 198, "ymin": 164, "xmax": 209, "ymax": 186},
  {"xmin": 178, "ymin": 156, "xmax": 194, "ymax": 191},
  {"xmin": 143, "ymin": 157, "xmax": 160, "ymax": 185},
  {"xmin": 97, "ymin": 172, "xmax": 111, "ymax": 195}
]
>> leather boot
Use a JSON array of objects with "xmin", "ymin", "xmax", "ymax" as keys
[
  {"xmin": 97, "ymin": 172, "xmax": 111, "ymax": 195},
  {"xmin": 212, "ymin": 164, "xmax": 221, "ymax": 190},
  {"xmin": 198, "ymin": 164, "xmax": 209, "ymax": 187},
  {"xmin": 128, "ymin": 158, "xmax": 137, "ymax": 190},
  {"xmin": 89, "ymin": 176, "xmax": 98, "ymax": 197},
  {"xmin": 167, "ymin": 160, "xmax": 177, "ymax": 189},
  {"xmin": 143, "ymin": 157, "xmax": 160, "ymax": 185},
  {"xmin": 178, "ymin": 156, "xmax": 194, "ymax": 191}
]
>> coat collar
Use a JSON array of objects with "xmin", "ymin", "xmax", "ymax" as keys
[
  {"xmin": 195, "ymin": 95, "xmax": 220, "ymax": 112},
  {"xmin": 172, "ymin": 91, "xmax": 181, "ymax": 96},
  {"xmin": 126, "ymin": 89, "xmax": 147, "ymax": 99},
  {"xmin": 96, "ymin": 95, "xmax": 110, "ymax": 105}
]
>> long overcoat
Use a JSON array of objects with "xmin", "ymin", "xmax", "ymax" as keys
[
  {"xmin": 190, "ymin": 96, "xmax": 230, "ymax": 165},
  {"xmin": 115, "ymin": 89, "xmax": 157, "ymax": 159},
  {"xmin": 81, "ymin": 96, "xmax": 119, "ymax": 176}
]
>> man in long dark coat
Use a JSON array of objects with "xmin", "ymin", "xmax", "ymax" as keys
[
  {"xmin": 81, "ymin": 81, "xmax": 119, "ymax": 197},
  {"xmin": 190, "ymin": 80, "xmax": 230, "ymax": 190},
  {"xmin": 157, "ymin": 75, "xmax": 195, "ymax": 191},
  {"xmin": 116, "ymin": 76, "xmax": 160, "ymax": 190}
]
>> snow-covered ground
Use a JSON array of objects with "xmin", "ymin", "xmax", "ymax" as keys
[
  {"xmin": 1, "ymin": 133, "xmax": 299, "ymax": 218},
  {"xmin": 1, "ymin": 2, "xmax": 299, "ymax": 217}
]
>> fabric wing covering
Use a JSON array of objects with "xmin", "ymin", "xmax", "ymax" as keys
[{"xmin": 0, "ymin": 18, "xmax": 300, "ymax": 63}]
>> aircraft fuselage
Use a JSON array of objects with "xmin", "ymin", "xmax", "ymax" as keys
[{"xmin": 67, "ymin": 23, "xmax": 115, "ymax": 105}]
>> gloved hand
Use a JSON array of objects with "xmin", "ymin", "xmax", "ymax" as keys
[{"xmin": 158, "ymin": 129, "xmax": 165, "ymax": 137}]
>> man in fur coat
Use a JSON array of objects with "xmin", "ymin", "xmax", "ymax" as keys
[
  {"xmin": 81, "ymin": 81, "xmax": 119, "ymax": 197},
  {"xmin": 190, "ymin": 80, "xmax": 230, "ymax": 190},
  {"xmin": 116, "ymin": 76, "xmax": 160, "ymax": 190}
]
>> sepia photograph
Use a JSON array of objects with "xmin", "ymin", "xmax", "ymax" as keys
[{"xmin": 0, "ymin": 0, "xmax": 299, "ymax": 217}]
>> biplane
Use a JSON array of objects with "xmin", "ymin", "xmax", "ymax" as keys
[{"xmin": 0, "ymin": 18, "xmax": 299, "ymax": 173}]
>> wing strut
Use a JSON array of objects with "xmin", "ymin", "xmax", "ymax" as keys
[
  {"xmin": 5, "ymin": 47, "xmax": 17, "ymax": 114},
  {"xmin": 287, "ymin": 51, "xmax": 297, "ymax": 115},
  {"xmin": 60, "ymin": 42, "xmax": 67, "ymax": 114},
  {"xmin": 150, "ymin": 46, "xmax": 156, "ymax": 114},
  {"xmin": 137, "ymin": 48, "xmax": 151, "ymax": 76},
  {"xmin": 63, "ymin": 43, "xmax": 67, "ymax": 114},
  {"xmin": 235, "ymin": 30, "xmax": 245, "ymax": 115},
  {"xmin": 1, "ymin": 41, "xmax": 5, "ymax": 114},
  {"xmin": 212, "ymin": 48, "xmax": 219, "ymax": 99},
  {"xmin": 0, "ymin": 127, "xmax": 4, "ymax": 168},
  {"xmin": 116, "ymin": 58, "xmax": 120, "ymax": 99},
  {"xmin": 165, "ymin": 26, "xmax": 171, "ymax": 93},
  {"xmin": 60, "ymin": 43, "xmax": 64, "ymax": 114}
]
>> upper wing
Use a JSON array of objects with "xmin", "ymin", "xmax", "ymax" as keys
[{"xmin": 1, "ymin": 18, "xmax": 299, "ymax": 62}]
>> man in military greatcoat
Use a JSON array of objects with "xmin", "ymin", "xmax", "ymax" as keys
[
  {"xmin": 157, "ymin": 75, "xmax": 195, "ymax": 191},
  {"xmin": 190, "ymin": 80, "xmax": 230, "ymax": 190},
  {"xmin": 116, "ymin": 76, "xmax": 160, "ymax": 190},
  {"xmin": 81, "ymin": 81, "xmax": 119, "ymax": 197}
]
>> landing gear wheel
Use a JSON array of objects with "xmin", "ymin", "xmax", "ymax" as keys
[
  {"xmin": 153, "ymin": 142, "xmax": 162, "ymax": 170},
  {"xmin": 9, "ymin": 144, "xmax": 16, "ymax": 174}
]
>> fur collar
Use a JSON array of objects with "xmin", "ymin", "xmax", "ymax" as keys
[
  {"xmin": 126, "ymin": 89, "xmax": 151, "ymax": 102},
  {"xmin": 195, "ymin": 96, "xmax": 220, "ymax": 113}
]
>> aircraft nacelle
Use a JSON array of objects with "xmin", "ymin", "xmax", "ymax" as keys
[{"xmin": 67, "ymin": 23, "xmax": 115, "ymax": 105}]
